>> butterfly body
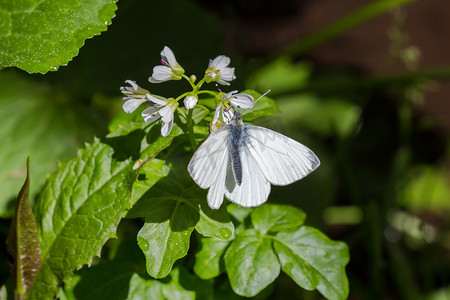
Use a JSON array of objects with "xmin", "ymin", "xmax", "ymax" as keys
[
  {"xmin": 228, "ymin": 114, "xmax": 246, "ymax": 186},
  {"xmin": 188, "ymin": 112, "xmax": 320, "ymax": 209}
]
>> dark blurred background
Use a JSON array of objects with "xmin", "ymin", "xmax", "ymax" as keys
[{"xmin": 1, "ymin": 0, "xmax": 449, "ymax": 299}]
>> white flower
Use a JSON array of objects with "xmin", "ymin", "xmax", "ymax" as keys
[
  {"xmin": 212, "ymin": 90, "xmax": 254, "ymax": 125},
  {"xmin": 149, "ymin": 46, "xmax": 185, "ymax": 83},
  {"xmin": 205, "ymin": 55, "xmax": 236, "ymax": 85},
  {"xmin": 183, "ymin": 93, "xmax": 198, "ymax": 109},
  {"xmin": 141, "ymin": 94, "xmax": 179, "ymax": 137},
  {"xmin": 120, "ymin": 80, "xmax": 150, "ymax": 113}
]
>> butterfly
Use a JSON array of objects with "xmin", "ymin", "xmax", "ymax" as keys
[{"xmin": 188, "ymin": 109, "xmax": 320, "ymax": 209}]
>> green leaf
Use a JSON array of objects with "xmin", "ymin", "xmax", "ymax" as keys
[
  {"xmin": 29, "ymin": 139, "xmax": 138, "ymax": 299},
  {"xmin": 135, "ymin": 198, "xmax": 197, "ymax": 279},
  {"xmin": 0, "ymin": 71, "xmax": 103, "ymax": 218},
  {"xmin": 6, "ymin": 157, "xmax": 41, "ymax": 296},
  {"xmin": 61, "ymin": 261, "xmax": 212, "ymax": 300},
  {"xmin": 129, "ymin": 159, "xmax": 171, "ymax": 207},
  {"xmin": 0, "ymin": 0, "xmax": 118, "ymax": 73},
  {"xmin": 194, "ymin": 237, "xmax": 230, "ymax": 280},
  {"xmin": 127, "ymin": 168, "xmax": 234, "ymax": 278},
  {"xmin": 224, "ymin": 229, "xmax": 280, "ymax": 297},
  {"xmin": 251, "ymin": 204, "xmax": 306, "ymax": 234},
  {"xmin": 273, "ymin": 226, "xmax": 349, "ymax": 300}
]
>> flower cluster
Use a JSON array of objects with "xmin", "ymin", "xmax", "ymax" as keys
[{"xmin": 120, "ymin": 46, "xmax": 254, "ymax": 137}]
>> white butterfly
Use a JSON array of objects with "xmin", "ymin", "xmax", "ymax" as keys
[{"xmin": 188, "ymin": 110, "xmax": 320, "ymax": 209}]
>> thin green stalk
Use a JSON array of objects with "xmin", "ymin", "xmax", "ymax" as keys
[
  {"xmin": 284, "ymin": 0, "xmax": 418, "ymax": 57},
  {"xmin": 186, "ymin": 108, "xmax": 198, "ymax": 150}
]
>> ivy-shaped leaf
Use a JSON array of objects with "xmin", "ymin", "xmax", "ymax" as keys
[
  {"xmin": 224, "ymin": 229, "xmax": 280, "ymax": 296},
  {"xmin": 221, "ymin": 204, "xmax": 349, "ymax": 299},
  {"xmin": 0, "ymin": 0, "xmax": 118, "ymax": 73},
  {"xmin": 274, "ymin": 227, "xmax": 349, "ymax": 300},
  {"xmin": 193, "ymin": 237, "xmax": 230, "ymax": 280},
  {"xmin": 127, "ymin": 167, "xmax": 234, "ymax": 279},
  {"xmin": 7, "ymin": 157, "xmax": 41, "ymax": 297},
  {"xmin": 251, "ymin": 204, "xmax": 306, "ymax": 234}
]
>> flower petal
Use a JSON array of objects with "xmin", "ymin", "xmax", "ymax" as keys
[
  {"xmin": 230, "ymin": 93, "xmax": 254, "ymax": 108},
  {"xmin": 209, "ymin": 55, "xmax": 230, "ymax": 69},
  {"xmin": 125, "ymin": 79, "xmax": 138, "ymax": 91},
  {"xmin": 159, "ymin": 106, "xmax": 174, "ymax": 123},
  {"xmin": 161, "ymin": 119, "xmax": 173, "ymax": 137},
  {"xmin": 123, "ymin": 98, "xmax": 147, "ymax": 114},
  {"xmin": 183, "ymin": 94, "xmax": 198, "ymax": 109},
  {"xmin": 161, "ymin": 46, "xmax": 178, "ymax": 68},
  {"xmin": 149, "ymin": 66, "xmax": 173, "ymax": 83},
  {"xmin": 212, "ymin": 105, "xmax": 221, "ymax": 125},
  {"xmin": 142, "ymin": 107, "xmax": 160, "ymax": 123},
  {"xmin": 146, "ymin": 94, "xmax": 167, "ymax": 106}
]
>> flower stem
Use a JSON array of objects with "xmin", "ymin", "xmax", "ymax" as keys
[
  {"xmin": 182, "ymin": 74, "xmax": 196, "ymax": 89},
  {"xmin": 186, "ymin": 108, "xmax": 198, "ymax": 150}
]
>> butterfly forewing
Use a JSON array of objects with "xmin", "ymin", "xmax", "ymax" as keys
[
  {"xmin": 188, "ymin": 127, "xmax": 230, "ymax": 189},
  {"xmin": 246, "ymin": 125, "xmax": 320, "ymax": 186}
]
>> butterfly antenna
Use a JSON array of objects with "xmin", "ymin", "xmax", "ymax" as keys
[{"xmin": 241, "ymin": 89, "xmax": 271, "ymax": 116}]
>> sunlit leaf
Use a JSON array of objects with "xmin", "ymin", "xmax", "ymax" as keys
[
  {"xmin": 6, "ymin": 157, "xmax": 41, "ymax": 296},
  {"xmin": 29, "ymin": 139, "xmax": 138, "ymax": 299},
  {"xmin": 127, "ymin": 168, "xmax": 234, "ymax": 278},
  {"xmin": 251, "ymin": 204, "xmax": 306, "ymax": 234},
  {"xmin": 273, "ymin": 226, "xmax": 349, "ymax": 300},
  {"xmin": 224, "ymin": 229, "xmax": 280, "ymax": 297},
  {"xmin": 0, "ymin": 0, "xmax": 118, "ymax": 73},
  {"xmin": 194, "ymin": 237, "xmax": 230, "ymax": 279}
]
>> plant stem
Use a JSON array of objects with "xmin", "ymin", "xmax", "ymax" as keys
[
  {"xmin": 284, "ymin": 0, "xmax": 418, "ymax": 56},
  {"xmin": 186, "ymin": 108, "xmax": 198, "ymax": 150}
]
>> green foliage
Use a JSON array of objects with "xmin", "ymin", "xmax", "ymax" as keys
[
  {"xmin": 127, "ymin": 167, "xmax": 234, "ymax": 278},
  {"xmin": 0, "ymin": 0, "xmax": 118, "ymax": 73},
  {"xmin": 195, "ymin": 205, "xmax": 350, "ymax": 299},
  {"xmin": 0, "ymin": 71, "xmax": 103, "ymax": 218}
]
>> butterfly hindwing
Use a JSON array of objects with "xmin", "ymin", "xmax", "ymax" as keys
[{"xmin": 246, "ymin": 125, "xmax": 320, "ymax": 186}]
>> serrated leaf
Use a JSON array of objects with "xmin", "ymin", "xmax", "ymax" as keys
[
  {"xmin": 273, "ymin": 226, "xmax": 349, "ymax": 300},
  {"xmin": 29, "ymin": 139, "xmax": 138, "ymax": 299},
  {"xmin": 251, "ymin": 204, "xmax": 306, "ymax": 234},
  {"xmin": 0, "ymin": 71, "xmax": 104, "ymax": 218},
  {"xmin": 0, "ymin": 0, "xmax": 118, "ymax": 73},
  {"xmin": 6, "ymin": 157, "xmax": 41, "ymax": 296},
  {"xmin": 224, "ymin": 229, "xmax": 280, "ymax": 297},
  {"xmin": 194, "ymin": 237, "xmax": 230, "ymax": 279}
]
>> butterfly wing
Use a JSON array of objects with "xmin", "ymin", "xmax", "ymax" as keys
[
  {"xmin": 188, "ymin": 127, "xmax": 230, "ymax": 189},
  {"xmin": 224, "ymin": 145, "xmax": 271, "ymax": 207},
  {"xmin": 246, "ymin": 125, "xmax": 320, "ymax": 186},
  {"xmin": 188, "ymin": 127, "xmax": 231, "ymax": 209}
]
